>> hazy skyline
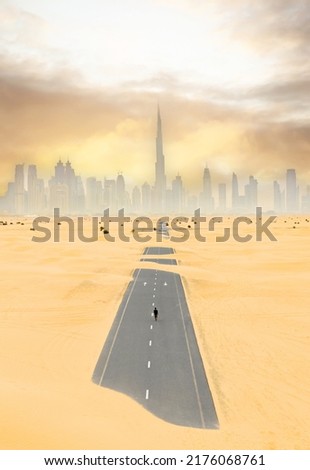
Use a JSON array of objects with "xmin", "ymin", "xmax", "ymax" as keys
[{"xmin": 1, "ymin": 0, "xmax": 309, "ymax": 194}]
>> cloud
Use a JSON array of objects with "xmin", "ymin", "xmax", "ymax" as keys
[
  {"xmin": 1, "ymin": 60, "xmax": 310, "ymax": 198},
  {"xmin": 219, "ymin": 0, "xmax": 310, "ymax": 73},
  {"xmin": 0, "ymin": 4, "xmax": 48, "ymax": 48},
  {"xmin": 0, "ymin": 0, "xmax": 309, "ymax": 196},
  {"xmin": 163, "ymin": 0, "xmax": 310, "ymax": 71}
]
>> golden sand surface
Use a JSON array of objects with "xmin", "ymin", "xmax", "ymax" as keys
[{"xmin": 0, "ymin": 215, "xmax": 309, "ymax": 449}]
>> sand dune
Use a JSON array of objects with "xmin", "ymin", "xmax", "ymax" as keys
[{"xmin": 0, "ymin": 216, "xmax": 309, "ymax": 449}]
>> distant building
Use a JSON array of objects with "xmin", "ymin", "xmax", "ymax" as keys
[
  {"xmin": 49, "ymin": 182, "xmax": 69, "ymax": 213},
  {"xmin": 231, "ymin": 172, "xmax": 239, "ymax": 212},
  {"xmin": 86, "ymin": 177, "xmax": 98, "ymax": 214},
  {"xmin": 65, "ymin": 160, "xmax": 78, "ymax": 213},
  {"xmin": 85, "ymin": 177, "xmax": 103, "ymax": 214},
  {"xmin": 142, "ymin": 182, "xmax": 151, "ymax": 213},
  {"xmin": 218, "ymin": 183, "xmax": 227, "ymax": 212},
  {"xmin": 14, "ymin": 164, "xmax": 25, "ymax": 214},
  {"xmin": 154, "ymin": 106, "xmax": 167, "ymax": 212},
  {"xmin": 3, "ymin": 182, "xmax": 15, "ymax": 214},
  {"xmin": 132, "ymin": 186, "xmax": 141, "ymax": 212},
  {"xmin": 76, "ymin": 176, "xmax": 85, "ymax": 213},
  {"xmin": 200, "ymin": 166, "xmax": 214, "ymax": 213},
  {"xmin": 28, "ymin": 165, "xmax": 37, "ymax": 213},
  {"xmin": 273, "ymin": 180, "xmax": 284, "ymax": 213},
  {"xmin": 103, "ymin": 178, "xmax": 116, "ymax": 212},
  {"xmin": 116, "ymin": 173, "xmax": 126, "ymax": 210},
  {"xmin": 301, "ymin": 185, "xmax": 310, "ymax": 212},
  {"xmin": 187, "ymin": 194, "xmax": 198, "ymax": 213},
  {"xmin": 245, "ymin": 175, "xmax": 258, "ymax": 212},
  {"xmin": 171, "ymin": 174, "xmax": 183, "ymax": 213},
  {"xmin": 49, "ymin": 160, "xmax": 80, "ymax": 214},
  {"xmin": 286, "ymin": 169, "xmax": 299, "ymax": 213},
  {"xmin": 27, "ymin": 165, "xmax": 45, "ymax": 214},
  {"xmin": 55, "ymin": 160, "xmax": 65, "ymax": 184}
]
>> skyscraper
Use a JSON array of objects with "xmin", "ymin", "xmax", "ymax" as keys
[
  {"xmin": 50, "ymin": 160, "xmax": 65, "ymax": 213},
  {"xmin": 76, "ymin": 176, "xmax": 86, "ymax": 213},
  {"xmin": 200, "ymin": 166, "xmax": 214, "ymax": 213},
  {"xmin": 14, "ymin": 164, "xmax": 25, "ymax": 214},
  {"xmin": 301, "ymin": 185, "xmax": 310, "ymax": 212},
  {"xmin": 273, "ymin": 180, "xmax": 283, "ymax": 213},
  {"xmin": 86, "ymin": 177, "xmax": 98, "ymax": 214},
  {"xmin": 116, "ymin": 173, "xmax": 126, "ymax": 210},
  {"xmin": 28, "ymin": 165, "xmax": 38, "ymax": 214},
  {"xmin": 49, "ymin": 159, "xmax": 79, "ymax": 214},
  {"xmin": 103, "ymin": 178, "xmax": 116, "ymax": 212},
  {"xmin": 286, "ymin": 169, "xmax": 298, "ymax": 213},
  {"xmin": 232, "ymin": 172, "xmax": 239, "ymax": 211},
  {"xmin": 49, "ymin": 182, "xmax": 69, "ymax": 213},
  {"xmin": 55, "ymin": 160, "xmax": 65, "ymax": 183},
  {"xmin": 245, "ymin": 175, "xmax": 258, "ymax": 212},
  {"xmin": 132, "ymin": 186, "xmax": 141, "ymax": 212},
  {"xmin": 65, "ymin": 160, "xmax": 78, "ymax": 213},
  {"xmin": 142, "ymin": 182, "xmax": 151, "ymax": 213},
  {"xmin": 218, "ymin": 183, "xmax": 227, "ymax": 212},
  {"xmin": 5, "ymin": 182, "xmax": 15, "ymax": 214},
  {"xmin": 154, "ymin": 106, "xmax": 166, "ymax": 212},
  {"xmin": 171, "ymin": 174, "xmax": 183, "ymax": 213}
]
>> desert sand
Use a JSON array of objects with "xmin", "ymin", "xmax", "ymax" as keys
[{"xmin": 0, "ymin": 215, "xmax": 309, "ymax": 449}]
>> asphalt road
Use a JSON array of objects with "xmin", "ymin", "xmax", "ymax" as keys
[
  {"xmin": 143, "ymin": 247, "xmax": 174, "ymax": 255},
  {"xmin": 93, "ymin": 248, "xmax": 218, "ymax": 429},
  {"xmin": 140, "ymin": 258, "xmax": 178, "ymax": 265}
]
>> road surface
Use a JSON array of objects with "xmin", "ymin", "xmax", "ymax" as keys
[
  {"xmin": 93, "ymin": 248, "xmax": 218, "ymax": 429},
  {"xmin": 143, "ymin": 247, "xmax": 174, "ymax": 255},
  {"xmin": 140, "ymin": 258, "xmax": 178, "ymax": 265}
]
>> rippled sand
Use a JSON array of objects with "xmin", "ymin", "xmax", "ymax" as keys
[{"xmin": 0, "ymin": 215, "xmax": 309, "ymax": 449}]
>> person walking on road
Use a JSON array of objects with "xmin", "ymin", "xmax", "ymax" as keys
[{"xmin": 153, "ymin": 307, "xmax": 158, "ymax": 321}]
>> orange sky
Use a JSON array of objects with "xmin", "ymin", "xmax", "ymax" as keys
[{"xmin": 1, "ymin": 0, "xmax": 310, "ymax": 195}]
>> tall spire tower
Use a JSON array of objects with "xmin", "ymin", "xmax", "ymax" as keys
[{"xmin": 154, "ymin": 105, "xmax": 166, "ymax": 211}]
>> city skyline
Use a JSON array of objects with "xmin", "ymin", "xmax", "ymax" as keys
[
  {"xmin": 1, "ymin": 1, "xmax": 310, "ymax": 196},
  {"xmin": 0, "ymin": 108, "xmax": 309, "ymax": 215}
]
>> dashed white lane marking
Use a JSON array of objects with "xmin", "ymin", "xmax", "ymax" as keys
[
  {"xmin": 146, "ymin": 389, "xmax": 149, "ymax": 400},
  {"xmin": 152, "ymin": 302, "xmax": 155, "ymax": 306},
  {"xmin": 148, "ymin": 361, "xmax": 151, "ymax": 368},
  {"xmin": 150, "ymin": 325, "xmax": 153, "ymax": 330},
  {"xmin": 149, "ymin": 340, "xmax": 152, "ymax": 346},
  {"xmin": 153, "ymin": 287, "xmax": 156, "ymax": 291},
  {"xmin": 153, "ymin": 294, "xmax": 155, "ymax": 298}
]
